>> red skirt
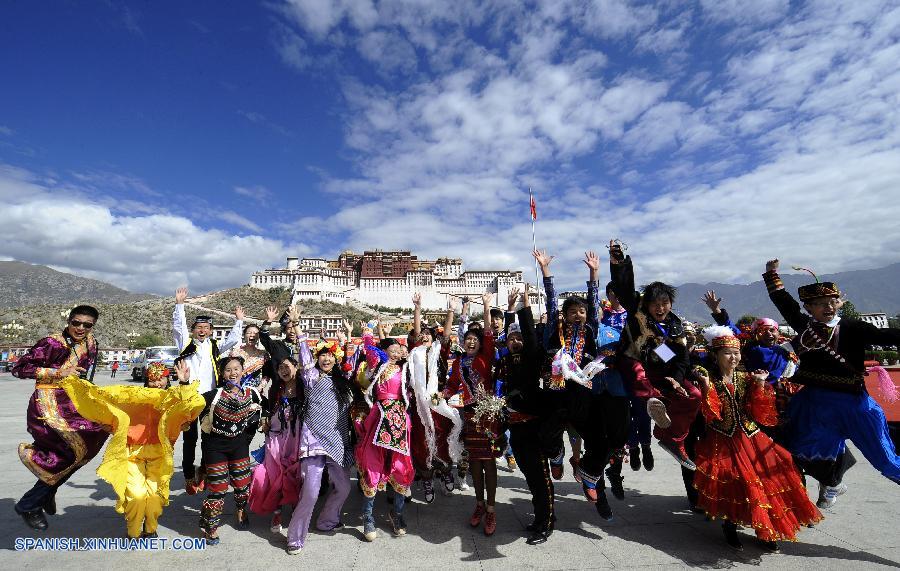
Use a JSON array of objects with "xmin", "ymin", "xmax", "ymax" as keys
[
  {"xmin": 409, "ymin": 404, "xmax": 453, "ymax": 472},
  {"xmin": 462, "ymin": 408, "xmax": 503, "ymax": 461},
  {"xmin": 694, "ymin": 429, "xmax": 822, "ymax": 541}
]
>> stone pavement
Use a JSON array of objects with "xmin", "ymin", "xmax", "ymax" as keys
[{"xmin": 1, "ymin": 371, "xmax": 898, "ymax": 570}]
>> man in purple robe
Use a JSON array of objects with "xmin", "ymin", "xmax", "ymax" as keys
[{"xmin": 13, "ymin": 305, "xmax": 110, "ymax": 530}]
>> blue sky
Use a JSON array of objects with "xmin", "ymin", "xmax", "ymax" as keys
[{"xmin": 1, "ymin": 1, "xmax": 899, "ymax": 295}]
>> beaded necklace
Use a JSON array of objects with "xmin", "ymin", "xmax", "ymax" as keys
[{"xmin": 798, "ymin": 323, "xmax": 846, "ymax": 364}]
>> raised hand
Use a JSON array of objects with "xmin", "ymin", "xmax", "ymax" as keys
[
  {"xmin": 265, "ymin": 305, "xmax": 279, "ymax": 322},
  {"xmin": 343, "ymin": 319, "xmax": 353, "ymax": 337},
  {"xmin": 522, "ymin": 284, "xmax": 531, "ymax": 308},
  {"xmin": 447, "ymin": 296, "xmax": 461, "ymax": 314},
  {"xmin": 532, "ymin": 248, "xmax": 554, "ymax": 269},
  {"xmin": 507, "ymin": 287, "xmax": 520, "ymax": 311},
  {"xmin": 583, "ymin": 250, "xmax": 600, "ymax": 271},
  {"xmin": 766, "ymin": 259, "xmax": 779, "ymax": 272},
  {"xmin": 481, "ymin": 291, "xmax": 493, "ymax": 311},
  {"xmin": 412, "ymin": 292, "xmax": 422, "ymax": 307},
  {"xmin": 287, "ymin": 305, "xmax": 300, "ymax": 323},
  {"xmin": 175, "ymin": 287, "xmax": 188, "ymax": 304},
  {"xmin": 174, "ymin": 359, "xmax": 191, "ymax": 383},
  {"xmin": 608, "ymin": 240, "xmax": 625, "ymax": 264},
  {"xmin": 234, "ymin": 306, "xmax": 245, "ymax": 321},
  {"xmin": 702, "ymin": 290, "xmax": 722, "ymax": 314}
]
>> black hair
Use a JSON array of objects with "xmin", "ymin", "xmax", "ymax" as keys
[
  {"xmin": 243, "ymin": 323, "xmax": 260, "ymax": 335},
  {"xmin": 605, "ymin": 281, "xmax": 616, "ymax": 296},
  {"xmin": 463, "ymin": 329, "xmax": 483, "ymax": 343},
  {"xmin": 561, "ymin": 295, "xmax": 588, "ymax": 315},
  {"xmin": 489, "ymin": 308, "xmax": 504, "ymax": 320},
  {"xmin": 379, "ymin": 337, "xmax": 400, "ymax": 351},
  {"xmin": 641, "ymin": 282, "xmax": 677, "ymax": 308},
  {"xmin": 217, "ymin": 355, "xmax": 245, "ymax": 377},
  {"xmin": 69, "ymin": 305, "xmax": 99, "ymax": 321},
  {"xmin": 467, "ymin": 321, "xmax": 484, "ymax": 332},
  {"xmin": 279, "ymin": 310, "xmax": 291, "ymax": 329}
]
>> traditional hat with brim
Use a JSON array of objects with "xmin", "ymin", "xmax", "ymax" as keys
[{"xmin": 794, "ymin": 267, "xmax": 840, "ymax": 302}]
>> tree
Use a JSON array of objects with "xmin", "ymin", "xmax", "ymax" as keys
[
  {"xmin": 889, "ymin": 314, "xmax": 900, "ymax": 329},
  {"xmin": 132, "ymin": 332, "xmax": 167, "ymax": 348},
  {"xmin": 840, "ymin": 300, "xmax": 860, "ymax": 319}
]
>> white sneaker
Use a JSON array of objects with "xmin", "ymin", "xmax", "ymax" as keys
[
  {"xmin": 286, "ymin": 546, "xmax": 302, "ymax": 555},
  {"xmin": 647, "ymin": 398, "xmax": 672, "ymax": 429},
  {"xmin": 817, "ymin": 482, "xmax": 847, "ymax": 509},
  {"xmin": 270, "ymin": 511, "xmax": 282, "ymax": 534},
  {"xmin": 455, "ymin": 473, "xmax": 470, "ymax": 491}
]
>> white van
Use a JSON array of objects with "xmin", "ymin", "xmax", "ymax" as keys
[{"xmin": 132, "ymin": 346, "xmax": 180, "ymax": 383}]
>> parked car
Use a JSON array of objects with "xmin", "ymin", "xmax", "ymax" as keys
[{"xmin": 132, "ymin": 346, "xmax": 180, "ymax": 383}]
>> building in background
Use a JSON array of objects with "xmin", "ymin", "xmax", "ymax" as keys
[
  {"xmin": 860, "ymin": 312, "xmax": 889, "ymax": 329},
  {"xmin": 251, "ymin": 250, "xmax": 540, "ymax": 310}
]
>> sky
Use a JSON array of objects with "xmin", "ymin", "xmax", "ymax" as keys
[{"xmin": 1, "ymin": 0, "xmax": 899, "ymax": 295}]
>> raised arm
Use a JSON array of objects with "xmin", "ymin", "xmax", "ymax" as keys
[
  {"xmin": 173, "ymin": 287, "xmax": 189, "ymax": 350},
  {"xmin": 220, "ymin": 306, "xmax": 245, "ymax": 353},
  {"xmin": 762, "ymin": 259, "xmax": 810, "ymax": 332},
  {"xmin": 480, "ymin": 292, "xmax": 496, "ymax": 359},
  {"xmin": 608, "ymin": 242, "xmax": 639, "ymax": 315},
  {"xmin": 443, "ymin": 296, "xmax": 458, "ymax": 345},
  {"xmin": 457, "ymin": 297, "xmax": 470, "ymax": 340},
  {"xmin": 533, "ymin": 248, "xmax": 558, "ymax": 343},
  {"xmin": 584, "ymin": 251, "xmax": 601, "ymax": 332},
  {"xmin": 412, "ymin": 293, "xmax": 422, "ymax": 338},
  {"xmin": 704, "ymin": 291, "xmax": 740, "ymax": 335}
]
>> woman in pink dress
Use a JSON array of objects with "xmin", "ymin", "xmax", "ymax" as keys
[{"xmin": 355, "ymin": 334, "xmax": 414, "ymax": 542}]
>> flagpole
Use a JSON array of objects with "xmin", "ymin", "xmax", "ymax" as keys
[{"xmin": 529, "ymin": 187, "xmax": 544, "ymax": 311}]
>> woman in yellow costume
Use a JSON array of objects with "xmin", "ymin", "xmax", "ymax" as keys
[{"xmin": 60, "ymin": 360, "xmax": 205, "ymax": 538}]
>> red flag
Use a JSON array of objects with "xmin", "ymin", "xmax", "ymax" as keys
[{"xmin": 529, "ymin": 191, "xmax": 537, "ymax": 221}]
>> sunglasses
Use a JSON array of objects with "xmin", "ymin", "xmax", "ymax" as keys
[{"xmin": 69, "ymin": 319, "xmax": 95, "ymax": 329}]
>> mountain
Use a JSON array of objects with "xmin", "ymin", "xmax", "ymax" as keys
[
  {"xmin": 673, "ymin": 263, "xmax": 900, "ymax": 323},
  {"xmin": 0, "ymin": 261, "xmax": 156, "ymax": 308}
]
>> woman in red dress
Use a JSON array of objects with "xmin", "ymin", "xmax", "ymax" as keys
[{"xmin": 693, "ymin": 326, "xmax": 822, "ymax": 552}]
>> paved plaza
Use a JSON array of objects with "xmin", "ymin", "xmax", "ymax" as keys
[{"xmin": 1, "ymin": 371, "xmax": 898, "ymax": 570}]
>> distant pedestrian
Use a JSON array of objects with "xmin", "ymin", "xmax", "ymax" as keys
[{"xmin": 110, "ymin": 360, "xmax": 119, "ymax": 378}]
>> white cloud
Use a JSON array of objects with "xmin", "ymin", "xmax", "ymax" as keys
[
  {"xmin": 264, "ymin": 0, "xmax": 900, "ymax": 291},
  {"xmin": 0, "ymin": 125, "xmax": 13, "ymax": 136},
  {"xmin": 233, "ymin": 185, "xmax": 274, "ymax": 203},
  {"xmin": 0, "ymin": 165, "xmax": 306, "ymax": 295}
]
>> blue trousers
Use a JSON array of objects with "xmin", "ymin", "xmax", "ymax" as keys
[{"xmin": 788, "ymin": 387, "xmax": 900, "ymax": 484}]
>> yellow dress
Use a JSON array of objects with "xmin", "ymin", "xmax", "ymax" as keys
[{"xmin": 60, "ymin": 377, "xmax": 205, "ymax": 537}]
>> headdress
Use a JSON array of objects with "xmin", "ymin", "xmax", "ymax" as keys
[
  {"xmin": 146, "ymin": 362, "xmax": 169, "ymax": 383},
  {"xmin": 506, "ymin": 323, "xmax": 522, "ymax": 337},
  {"xmin": 702, "ymin": 325, "xmax": 740, "ymax": 350},
  {"xmin": 793, "ymin": 266, "xmax": 840, "ymax": 302},
  {"xmin": 751, "ymin": 318, "xmax": 779, "ymax": 334},
  {"xmin": 314, "ymin": 340, "xmax": 344, "ymax": 362},
  {"xmin": 192, "ymin": 315, "xmax": 213, "ymax": 327}
]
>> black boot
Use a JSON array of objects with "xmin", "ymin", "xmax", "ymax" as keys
[
  {"xmin": 606, "ymin": 465, "xmax": 625, "ymax": 500},
  {"xmin": 526, "ymin": 518, "xmax": 554, "ymax": 545},
  {"xmin": 722, "ymin": 521, "xmax": 743, "ymax": 551},
  {"xmin": 629, "ymin": 446, "xmax": 642, "ymax": 471},
  {"xmin": 595, "ymin": 488, "xmax": 613, "ymax": 521},
  {"xmin": 641, "ymin": 444, "xmax": 655, "ymax": 471},
  {"xmin": 43, "ymin": 493, "xmax": 57, "ymax": 516},
  {"xmin": 18, "ymin": 508, "xmax": 48, "ymax": 531}
]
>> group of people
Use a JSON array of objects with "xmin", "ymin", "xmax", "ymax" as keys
[{"xmin": 10, "ymin": 243, "xmax": 900, "ymax": 555}]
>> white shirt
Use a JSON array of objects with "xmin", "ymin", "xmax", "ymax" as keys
[{"xmin": 173, "ymin": 304, "xmax": 242, "ymax": 393}]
